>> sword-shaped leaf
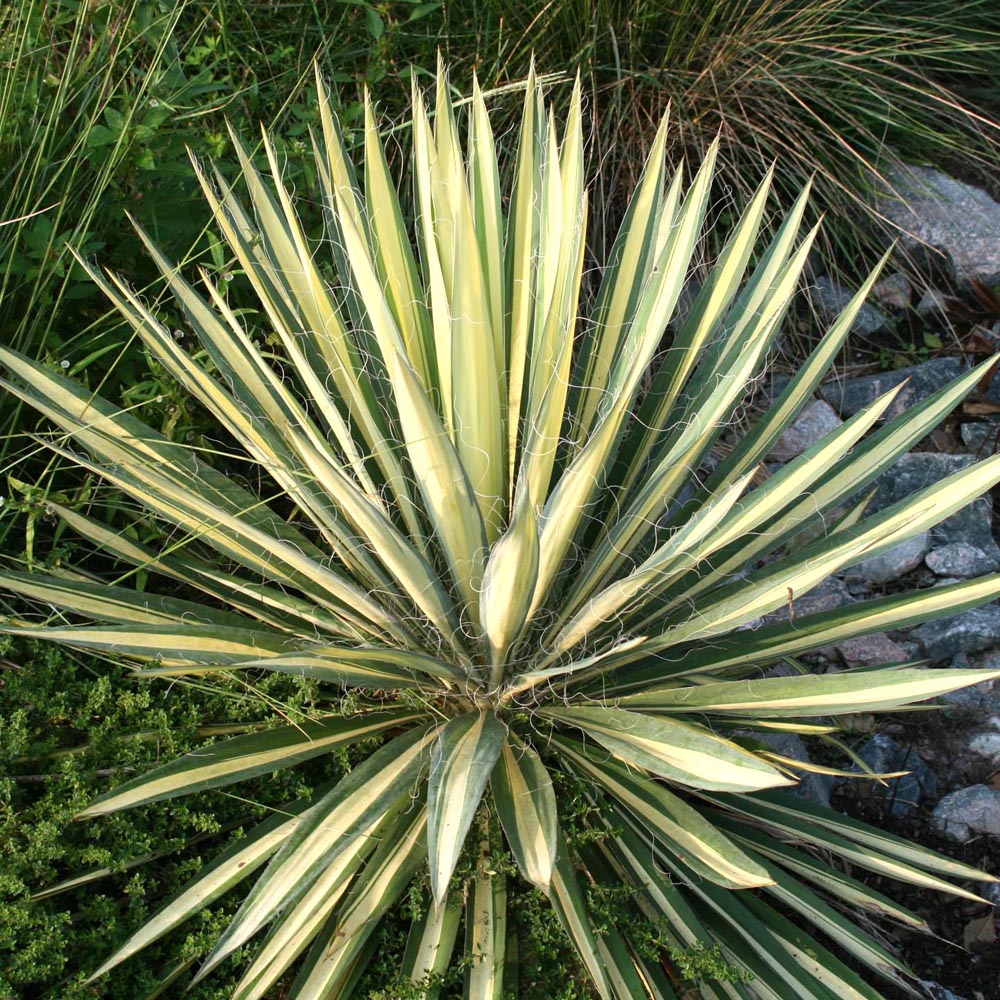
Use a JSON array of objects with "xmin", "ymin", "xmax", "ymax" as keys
[
  {"xmin": 467, "ymin": 76, "xmax": 505, "ymax": 383},
  {"xmin": 363, "ymin": 93, "xmax": 434, "ymax": 387},
  {"xmin": 0, "ymin": 348, "xmax": 402, "ymax": 640},
  {"xmin": 652, "ymin": 356, "xmax": 1000, "ymax": 625},
  {"xmin": 750, "ymin": 789, "xmax": 999, "ymax": 885},
  {"xmin": 0, "ymin": 569, "xmax": 249, "ymax": 628},
  {"xmin": 386, "ymin": 347, "xmax": 489, "ymax": 614},
  {"xmin": 546, "ymin": 705, "xmax": 791, "ymax": 793},
  {"xmin": 504, "ymin": 64, "xmax": 543, "ymax": 485},
  {"xmin": 3, "ymin": 623, "xmax": 294, "ymax": 666},
  {"xmin": 727, "ymin": 826, "xmax": 926, "ymax": 928},
  {"xmin": 594, "ymin": 917, "xmax": 655, "ymax": 1000},
  {"xmin": 490, "ymin": 737, "xmax": 557, "ymax": 890},
  {"xmin": 78, "ymin": 711, "xmax": 416, "ymax": 816},
  {"xmin": 428, "ymin": 63, "xmax": 505, "ymax": 538},
  {"xmin": 136, "ymin": 644, "xmax": 465, "ymax": 688},
  {"xmin": 401, "ymin": 894, "xmax": 462, "ymax": 1000},
  {"xmin": 697, "ymin": 247, "xmax": 894, "ymax": 499},
  {"xmin": 46, "ymin": 501, "xmax": 359, "ymax": 637},
  {"xmin": 554, "ymin": 736, "xmax": 773, "ymax": 889},
  {"xmin": 517, "ymin": 85, "xmax": 586, "ymax": 511},
  {"xmin": 738, "ymin": 892, "xmax": 888, "ymax": 1000},
  {"xmin": 464, "ymin": 862, "xmax": 506, "ymax": 1000},
  {"xmin": 528, "ymin": 139, "xmax": 722, "ymax": 619},
  {"xmin": 228, "ymin": 809, "xmax": 400, "ymax": 1000},
  {"xmin": 548, "ymin": 834, "xmax": 614, "ymax": 1000},
  {"xmin": 427, "ymin": 712, "xmax": 506, "ymax": 902},
  {"xmin": 617, "ymin": 167, "xmax": 793, "ymax": 495},
  {"xmin": 570, "ymin": 110, "xmax": 672, "ymax": 443},
  {"xmin": 621, "ymin": 665, "xmax": 1000, "ymax": 717},
  {"xmin": 100, "ymin": 236, "xmax": 463, "ymax": 642},
  {"xmin": 544, "ymin": 469, "xmax": 755, "ymax": 658},
  {"xmin": 650, "ymin": 450, "xmax": 1000, "ymax": 650},
  {"xmin": 480, "ymin": 482, "xmax": 539, "ymax": 671},
  {"xmin": 614, "ymin": 573, "xmax": 1000, "ymax": 688},
  {"xmin": 288, "ymin": 806, "xmax": 428, "ymax": 1000},
  {"xmin": 572, "ymin": 225, "xmax": 817, "ymax": 600},
  {"xmin": 666, "ymin": 853, "xmax": 865, "ymax": 1000},
  {"xmin": 198, "ymin": 726, "xmax": 433, "ymax": 977},
  {"xmin": 600, "ymin": 826, "xmax": 719, "ymax": 954},
  {"xmin": 705, "ymin": 791, "xmax": 992, "ymax": 902},
  {"xmin": 722, "ymin": 824, "xmax": 917, "ymax": 983}
]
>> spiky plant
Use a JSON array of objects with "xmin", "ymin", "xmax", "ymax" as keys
[{"xmin": 3, "ymin": 67, "xmax": 1000, "ymax": 1000}]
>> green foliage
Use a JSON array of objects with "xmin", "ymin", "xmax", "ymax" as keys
[
  {"xmin": 4, "ymin": 55, "xmax": 1000, "ymax": 1000},
  {"xmin": 0, "ymin": 0, "xmax": 396, "ymax": 523},
  {"xmin": 0, "ymin": 636, "xmax": 341, "ymax": 999},
  {"xmin": 1, "ymin": 1, "xmax": 195, "ymax": 355},
  {"xmin": 666, "ymin": 944, "xmax": 749, "ymax": 986},
  {"xmin": 0, "ymin": 0, "xmax": 441, "ymax": 378}
]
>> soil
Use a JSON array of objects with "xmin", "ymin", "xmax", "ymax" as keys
[
  {"xmin": 856, "ymin": 812, "xmax": 1000, "ymax": 1000},
  {"xmin": 832, "ymin": 704, "xmax": 1000, "ymax": 1000}
]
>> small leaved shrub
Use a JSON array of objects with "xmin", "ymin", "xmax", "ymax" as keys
[{"xmin": 0, "ymin": 636, "xmax": 340, "ymax": 999}]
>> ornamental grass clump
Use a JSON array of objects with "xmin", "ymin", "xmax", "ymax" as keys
[{"xmin": 5, "ymin": 67, "xmax": 1000, "ymax": 1000}]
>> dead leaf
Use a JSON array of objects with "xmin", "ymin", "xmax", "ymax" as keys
[
  {"xmin": 962, "ymin": 911, "xmax": 996, "ymax": 953},
  {"xmin": 965, "ymin": 328, "xmax": 999, "ymax": 356},
  {"xmin": 976, "ymin": 356, "xmax": 1000, "ymax": 395},
  {"xmin": 971, "ymin": 279, "xmax": 1000, "ymax": 316},
  {"xmin": 962, "ymin": 400, "xmax": 1000, "ymax": 416}
]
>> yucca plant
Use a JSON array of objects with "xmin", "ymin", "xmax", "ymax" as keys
[{"xmin": 4, "ymin": 67, "xmax": 1000, "ymax": 1000}]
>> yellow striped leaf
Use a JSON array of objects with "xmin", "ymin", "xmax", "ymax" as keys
[
  {"xmin": 490, "ymin": 738, "xmax": 557, "ymax": 890},
  {"xmin": 427, "ymin": 712, "xmax": 505, "ymax": 903}
]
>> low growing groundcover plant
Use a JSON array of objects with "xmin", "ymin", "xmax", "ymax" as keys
[{"xmin": 4, "ymin": 66, "xmax": 1000, "ymax": 1000}]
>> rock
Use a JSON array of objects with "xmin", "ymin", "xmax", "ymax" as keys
[
  {"xmin": 879, "ymin": 165, "xmax": 1000, "ymax": 288},
  {"xmin": 941, "ymin": 656, "xmax": 1000, "ymax": 715},
  {"xmin": 809, "ymin": 276, "xmax": 889, "ymax": 335},
  {"xmin": 960, "ymin": 420, "xmax": 1000, "ymax": 454},
  {"xmin": 925, "ymin": 543, "xmax": 999, "ymax": 578},
  {"xmin": 970, "ymin": 649, "xmax": 1000, "ymax": 673},
  {"xmin": 915, "ymin": 287, "xmax": 951, "ymax": 320},
  {"xmin": 865, "ymin": 453, "xmax": 1000, "ymax": 567},
  {"xmin": 763, "ymin": 577, "xmax": 854, "ymax": 625},
  {"xmin": 979, "ymin": 880, "xmax": 1000, "ymax": 907},
  {"xmin": 918, "ymin": 982, "xmax": 970, "ymax": 1000},
  {"xmin": 846, "ymin": 533, "xmax": 931, "ymax": 584},
  {"xmin": 931, "ymin": 785, "xmax": 1000, "ymax": 842},
  {"xmin": 843, "ymin": 732, "xmax": 937, "ymax": 818},
  {"xmin": 767, "ymin": 400, "xmax": 843, "ymax": 460},
  {"xmin": 819, "ymin": 357, "xmax": 968, "ymax": 419},
  {"xmin": 872, "ymin": 272, "xmax": 913, "ymax": 311},
  {"xmin": 941, "ymin": 682, "xmax": 999, "ymax": 714},
  {"xmin": 969, "ymin": 730, "xmax": 1000, "ymax": 765},
  {"xmin": 968, "ymin": 715, "xmax": 1000, "ymax": 766},
  {"xmin": 911, "ymin": 604, "xmax": 1000, "ymax": 661},
  {"xmin": 836, "ymin": 633, "xmax": 908, "ymax": 666}
]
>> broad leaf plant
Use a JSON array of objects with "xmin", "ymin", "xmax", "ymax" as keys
[{"xmin": 3, "ymin": 66, "xmax": 1000, "ymax": 1000}]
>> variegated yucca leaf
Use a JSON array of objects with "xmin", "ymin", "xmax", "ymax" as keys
[{"xmin": 3, "ymin": 66, "xmax": 1000, "ymax": 999}]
